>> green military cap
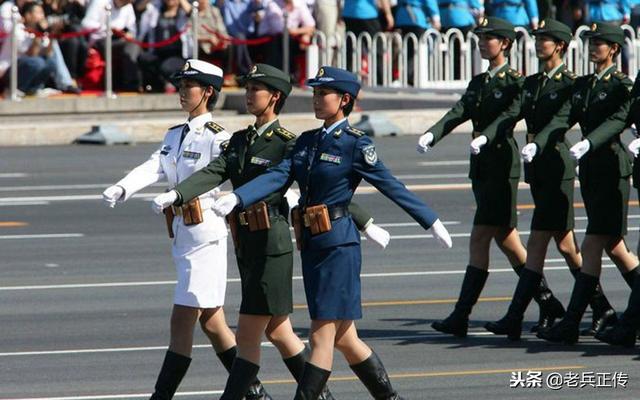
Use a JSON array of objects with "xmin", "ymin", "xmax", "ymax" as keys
[
  {"xmin": 239, "ymin": 63, "xmax": 292, "ymax": 96},
  {"xmin": 532, "ymin": 18, "xmax": 573, "ymax": 44},
  {"xmin": 474, "ymin": 17, "xmax": 516, "ymax": 41},
  {"xmin": 583, "ymin": 22, "xmax": 625, "ymax": 47}
]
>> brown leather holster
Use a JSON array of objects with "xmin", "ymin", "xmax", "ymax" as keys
[
  {"xmin": 163, "ymin": 207, "xmax": 175, "ymax": 238},
  {"xmin": 291, "ymin": 206, "xmax": 304, "ymax": 250},
  {"xmin": 238, "ymin": 201, "xmax": 271, "ymax": 232},
  {"xmin": 172, "ymin": 197, "xmax": 204, "ymax": 226},
  {"xmin": 226, "ymin": 213, "xmax": 240, "ymax": 248},
  {"xmin": 303, "ymin": 204, "xmax": 332, "ymax": 235}
]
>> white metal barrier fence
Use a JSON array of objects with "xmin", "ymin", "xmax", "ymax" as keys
[{"xmin": 307, "ymin": 25, "xmax": 640, "ymax": 89}]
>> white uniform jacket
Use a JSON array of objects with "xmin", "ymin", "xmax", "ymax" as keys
[{"xmin": 116, "ymin": 113, "xmax": 231, "ymax": 251}]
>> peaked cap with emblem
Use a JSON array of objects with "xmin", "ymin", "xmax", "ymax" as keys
[
  {"xmin": 474, "ymin": 17, "xmax": 516, "ymax": 41},
  {"xmin": 532, "ymin": 18, "xmax": 572, "ymax": 44},
  {"xmin": 239, "ymin": 63, "xmax": 292, "ymax": 96},
  {"xmin": 171, "ymin": 59, "xmax": 224, "ymax": 91},
  {"xmin": 582, "ymin": 22, "xmax": 625, "ymax": 47},
  {"xmin": 306, "ymin": 66, "xmax": 361, "ymax": 98}
]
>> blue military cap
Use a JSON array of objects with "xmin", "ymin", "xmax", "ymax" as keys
[{"xmin": 306, "ymin": 66, "xmax": 361, "ymax": 98}]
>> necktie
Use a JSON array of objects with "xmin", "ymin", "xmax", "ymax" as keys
[
  {"xmin": 179, "ymin": 125, "xmax": 190, "ymax": 147},
  {"xmin": 247, "ymin": 125, "xmax": 258, "ymax": 146}
]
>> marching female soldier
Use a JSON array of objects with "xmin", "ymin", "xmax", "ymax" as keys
[
  {"xmin": 151, "ymin": 63, "xmax": 391, "ymax": 399},
  {"xmin": 418, "ymin": 17, "xmax": 565, "ymax": 338},
  {"xmin": 200, "ymin": 66, "xmax": 452, "ymax": 400},
  {"xmin": 483, "ymin": 19, "xmax": 619, "ymax": 340},
  {"xmin": 102, "ymin": 60, "xmax": 270, "ymax": 400},
  {"xmin": 536, "ymin": 23, "xmax": 640, "ymax": 344}
]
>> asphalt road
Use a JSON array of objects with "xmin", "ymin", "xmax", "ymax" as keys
[{"xmin": 1, "ymin": 132, "xmax": 639, "ymax": 400}]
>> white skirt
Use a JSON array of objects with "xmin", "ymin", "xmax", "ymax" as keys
[{"xmin": 171, "ymin": 238, "xmax": 227, "ymax": 308}]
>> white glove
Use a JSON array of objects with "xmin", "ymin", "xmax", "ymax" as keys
[
  {"xmin": 629, "ymin": 138, "xmax": 640, "ymax": 157},
  {"xmin": 212, "ymin": 193, "xmax": 239, "ymax": 216},
  {"xmin": 569, "ymin": 139, "xmax": 590, "ymax": 160},
  {"xmin": 284, "ymin": 189, "xmax": 300, "ymax": 210},
  {"xmin": 102, "ymin": 185, "xmax": 124, "ymax": 208},
  {"xmin": 470, "ymin": 135, "xmax": 488, "ymax": 155},
  {"xmin": 430, "ymin": 219, "xmax": 452, "ymax": 248},
  {"xmin": 521, "ymin": 143, "xmax": 538, "ymax": 163},
  {"xmin": 211, "ymin": 187, "xmax": 222, "ymax": 199},
  {"xmin": 151, "ymin": 190, "xmax": 178, "ymax": 214},
  {"xmin": 363, "ymin": 223, "xmax": 390, "ymax": 249},
  {"xmin": 417, "ymin": 132, "xmax": 434, "ymax": 154}
]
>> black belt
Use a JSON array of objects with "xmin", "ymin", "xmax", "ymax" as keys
[
  {"xmin": 237, "ymin": 203, "xmax": 283, "ymax": 226},
  {"xmin": 305, "ymin": 204, "xmax": 350, "ymax": 220}
]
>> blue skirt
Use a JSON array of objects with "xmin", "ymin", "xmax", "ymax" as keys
[{"xmin": 301, "ymin": 243, "xmax": 362, "ymax": 320}]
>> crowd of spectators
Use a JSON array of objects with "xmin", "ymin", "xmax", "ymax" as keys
[{"xmin": 0, "ymin": 0, "xmax": 638, "ymax": 97}]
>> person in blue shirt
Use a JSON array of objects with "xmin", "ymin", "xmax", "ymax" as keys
[
  {"xmin": 486, "ymin": 0, "xmax": 540, "ymax": 28},
  {"xmin": 208, "ymin": 66, "xmax": 453, "ymax": 400},
  {"xmin": 439, "ymin": 0, "xmax": 484, "ymax": 79},
  {"xmin": 585, "ymin": 0, "xmax": 630, "ymax": 24}
]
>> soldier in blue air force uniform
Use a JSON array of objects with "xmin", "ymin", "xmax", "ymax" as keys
[{"xmin": 208, "ymin": 66, "xmax": 452, "ymax": 400}]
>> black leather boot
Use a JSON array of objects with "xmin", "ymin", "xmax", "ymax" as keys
[
  {"xmin": 350, "ymin": 352, "xmax": 404, "ymax": 400},
  {"xmin": 432, "ymin": 265, "xmax": 489, "ymax": 337},
  {"xmin": 580, "ymin": 283, "xmax": 617, "ymax": 336},
  {"xmin": 149, "ymin": 351, "xmax": 191, "ymax": 400},
  {"xmin": 537, "ymin": 272, "xmax": 598, "ymax": 344},
  {"xmin": 509, "ymin": 265, "xmax": 565, "ymax": 334},
  {"xmin": 596, "ymin": 273, "xmax": 640, "ymax": 347},
  {"xmin": 485, "ymin": 268, "xmax": 542, "ymax": 340},
  {"xmin": 219, "ymin": 357, "xmax": 260, "ymax": 400},
  {"xmin": 294, "ymin": 362, "xmax": 331, "ymax": 400},
  {"xmin": 284, "ymin": 347, "xmax": 335, "ymax": 400},
  {"xmin": 216, "ymin": 347, "xmax": 272, "ymax": 400}
]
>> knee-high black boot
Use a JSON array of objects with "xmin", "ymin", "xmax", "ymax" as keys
[
  {"xmin": 566, "ymin": 268, "xmax": 618, "ymax": 336},
  {"xmin": 284, "ymin": 347, "xmax": 335, "ymax": 400},
  {"xmin": 149, "ymin": 351, "xmax": 191, "ymax": 400},
  {"xmin": 485, "ymin": 268, "xmax": 542, "ymax": 340},
  {"xmin": 294, "ymin": 362, "xmax": 331, "ymax": 400},
  {"xmin": 537, "ymin": 272, "xmax": 598, "ymax": 344},
  {"xmin": 596, "ymin": 269, "xmax": 640, "ymax": 347},
  {"xmin": 350, "ymin": 352, "xmax": 404, "ymax": 400},
  {"xmin": 219, "ymin": 357, "xmax": 261, "ymax": 400},
  {"xmin": 216, "ymin": 347, "xmax": 271, "ymax": 400},
  {"xmin": 431, "ymin": 265, "xmax": 489, "ymax": 337},
  {"xmin": 511, "ymin": 265, "xmax": 565, "ymax": 333}
]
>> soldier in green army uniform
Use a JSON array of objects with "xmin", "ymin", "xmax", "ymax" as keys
[
  {"xmin": 536, "ymin": 23, "xmax": 640, "ymax": 344},
  {"xmin": 416, "ymin": 16, "xmax": 566, "ymax": 338},
  {"xmin": 152, "ymin": 63, "xmax": 390, "ymax": 399},
  {"xmin": 483, "ymin": 19, "xmax": 620, "ymax": 340}
]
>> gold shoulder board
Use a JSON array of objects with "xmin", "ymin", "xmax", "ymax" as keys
[
  {"xmin": 205, "ymin": 121, "xmax": 225, "ymax": 133},
  {"xmin": 275, "ymin": 127, "xmax": 296, "ymax": 141}
]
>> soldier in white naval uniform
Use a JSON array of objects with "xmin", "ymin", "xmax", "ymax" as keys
[{"xmin": 102, "ymin": 59, "xmax": 271, "ymax": 400}]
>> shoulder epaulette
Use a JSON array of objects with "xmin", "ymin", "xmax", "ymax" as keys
[
  {"xmin": 204, "ymin": 121, "xmax": 225, "ymax": 133},
  {"xmin": 613, "ymin": 71, "xmax": 627, "ymax": 80},
  {"xmin": 274, "ymin": 127, "xmax": 296, "ymax": 141},
  {"xmin": 507, "ymin": 69, "xmax": 522, "ymax": 79},
  {"xmin": 169, "ymin": 123, "xmax": 186, "ymax": 130},
  {"xmin": 562, "ymin": 69, "xmax": 577, "ymax": 80},
  {"xmin": 346, "ymin": 126, "xmax": 365, "ymax": 137},
  {"xmin": 219, "ymin": 139, "xmax": 230, "ymax": 152}
]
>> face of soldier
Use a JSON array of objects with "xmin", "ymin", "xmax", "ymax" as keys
[
  {"xmin": 245, "ymin": 81, "xmax": 276, "ymax": 116},
  {"xmin": 588, "ymin": 39, "xmax": 616, "ymax": 64},
  {"xmin": 478, "ymin": 34, "xmax": 508, "ymax": 61},
  {"xmin": 312, "ymin": 87, "xmax": 348, "ymax": 122},
  {"xmin": 535, "ymin": 34, "xmax": 561, "ymax": 61},
  {"xmin": 178, "ymin": 78, "xmax": 210, "ymax": 114}
]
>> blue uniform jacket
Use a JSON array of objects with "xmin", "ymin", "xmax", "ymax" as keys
[
  {"xmin": 586, "ymin": 0, "xmax": 629, "ymax": 22},
  {"xmin": 234, "ymin": 120, "xmax": 439, "ymax": 251},
  {"xmin": 486, "ymin": 0, "xmax": 539, "ymax": 27},
  {"xmin": 395, "ymin": 0, "xmax": 441, "ymax": 29},
  {"xmin": 438, "ymin": 0, "xmax": 481, "ymax": 28}
]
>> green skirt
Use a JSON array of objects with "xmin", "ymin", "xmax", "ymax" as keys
[
  {"xmin": 472, "ymin": 177, "xmax": 518, "ymax": 228},
  {"xmin": 580, "ymin": 176, "xmax": 629, "ymax": 236},
  {"xmin": 530, "ymin": 179, "xmax": 575, "ymax": 231}
]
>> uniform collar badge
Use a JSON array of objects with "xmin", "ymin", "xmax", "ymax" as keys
[
  {"xmin": 497, "ymin": 71, "xmax": 505, "ymax": 79},
  {"xmin": 333, "ymin": 129, "xmax": 342, "ymax": 138},
  {"xmin": 362, "ymin": 145, "xmax": 378, "ymax": 166},
  {"xmin": 599, "ymin": 92, "xmax": 607, "ymax": 100},
  {"xmin": 494, "ymin": 90, "xmax": 503, "ymax": 99},
  {"xmin": 265, "ymin": 131, "xmax": 273, "ymax": 140}
]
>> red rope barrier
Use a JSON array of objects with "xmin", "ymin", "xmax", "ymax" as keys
[
  {"xmin": 24, "ymin": 27, "xmax": 99, "ymax": 39},
  {"xmin": 200, "ymin": 24, "xmax": 274, "ymax": 46},
  {"xmin": 112, "ymin": 26, "xmax": 189, "ymax": 49}
]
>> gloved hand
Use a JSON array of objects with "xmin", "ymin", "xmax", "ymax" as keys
[
  {"xmin": 430, "ymin": 219, "xmax": 452, "ymax": 248},
  {"xmin": 629, "ymin": 138, "xmax": 640, "ymax": 157},
  {"xmin": 521, "ymin": 143, "xmax": 538, "ymax": 163},
  {"xmin": 470, "ymin": 135, "xmax": 488, "ymax": 155},
  {"xmin": 212, "ymin": 193, "xmax": 239, "ymax": 216},
  {"xmin": 211, "ymin": 187, "xmax": 222, "ymax": 199},
  {"xmin": 102, "ymin": 185, "xmax": 124, "ymax": 208},
  {"xmin": 151, "ymin": 190, "xmax": 178, "ymax": 214},
  {"xmin": 363, "ymin": 223, "xmax": 390, "ymax": 249},
  {"xmin": 417, "ymin": 132, "xmax": 435, "ymax": 154},
  {"xmin": 284, "ymin": 189, "xmax": 300, "ymax": 210},
  {"xmin": 570, "ymin": 139, "xmax": 590, "ymax": 160}
]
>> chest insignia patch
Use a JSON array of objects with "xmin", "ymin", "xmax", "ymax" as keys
[
  {"xmin": 160, "ymin": 145, "xmax": 172, "ymax": 155},
  {"xmin": 250, "ymin": 156, "xmax": 271, "ymax": 166},
  {"xmin": 182, "ymin": 151, "xmax": 201, "ymax": 160},
  {"xmin": 362, "ymin": 145, "xmax": 378, "ymax": 166},
  {"xmin": 550, "ymin": 92, "xmax": 558, "ymax": 100},
  {"xmin": 320, "ymin": 153, "xmax": 342, "ymax": 164},
  {"xmin": 524, "ymin": 91, "xmax": 532, "ymax": 98},
  {"xmin": 494, "ymin": 90, "xmax": 503, "ymax": 99},
  {"xmin": 599, "ymin": 92, "xmax": 607, "ymax": 100}
]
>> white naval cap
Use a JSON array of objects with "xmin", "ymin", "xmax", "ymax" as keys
[{"xmin": 171, "ymin": 59, "xmax": 224, "ymax": 91}]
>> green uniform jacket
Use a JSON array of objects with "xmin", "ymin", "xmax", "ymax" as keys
[
  {"xmin": 428, "ymin": 64, "xmax": 524, "ymax": 180},
  {"xmin": 538, "ymin": 68, "xmax": 633, "ymax": 183},
  {"xmin": 173, "ymin": 120, "xmax": 373, "ymax": 256},
  {"xmin": 627, "ymin": 76, "xmax": 640, "ymax": 188},
  {"xmin": 481, "ymin": 67, "xmax": 577, "ymax": 183}
]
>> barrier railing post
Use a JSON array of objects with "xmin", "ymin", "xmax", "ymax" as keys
[
  {"xmin": 191, "ymin": 1, "xmax": 199, "ymax": 59},
  {"xmin": 9, "ymin": 6, "xmax": 19, "ymax": 101},
  {"xmin": 283, "ymin": 11, "xmax": 290, "ymax": 76},
  {"xmin": 105, "ymin": 3, "xmax": 115, "ymax": 98}
]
